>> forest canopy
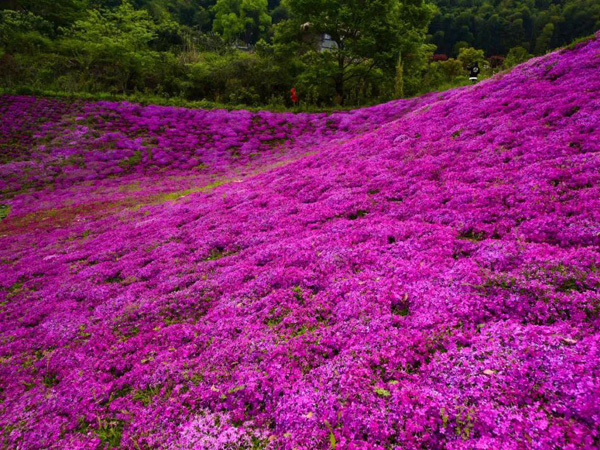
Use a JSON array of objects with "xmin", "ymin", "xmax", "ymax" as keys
[{"xmin": 1, "ymin": 0, "xmax": 598, "ymax": 107}]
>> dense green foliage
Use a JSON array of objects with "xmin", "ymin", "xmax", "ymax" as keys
[
  {"xmin": 279, "ymin": 0, "xmax": 435, "ymax": 103},
  {"xmin": 0, "ymin": 0, "xmax": 598, "ymax": 107},
  {"xmin": 429, "ymin": 0, "xmax": 600, "ymax": 57}
]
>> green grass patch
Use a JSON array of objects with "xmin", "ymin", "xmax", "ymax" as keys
[
  {"xmin": 96, "ymin": 419, "xmax": 125, "ymax": 449},
  {"xmin": 0, "ymin": 204, "xmax": 10, "ymax": 220}
]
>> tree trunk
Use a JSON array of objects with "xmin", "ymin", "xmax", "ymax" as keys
[
  {"xmin": 395, "ymin": 52, "xmax": 404, "ymax": 99},
  {"xmin": 335, "ymin": 54, "xmax": 345, "ymax": 105}
]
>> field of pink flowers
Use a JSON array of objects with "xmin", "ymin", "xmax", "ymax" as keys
[{"xmin": 1, "ymin": 33, "xmax": 600, "ymax": 450}]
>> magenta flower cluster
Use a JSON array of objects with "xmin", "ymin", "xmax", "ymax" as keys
[
  {"xmin": 1, "ymin": 34, "xmax": 600, "ymax": 450},
  {"xmin": 0, "ymin": 93, "xmax": 433, "ymax": 216}
]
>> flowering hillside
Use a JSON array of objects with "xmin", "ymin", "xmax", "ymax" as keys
[{"xmin": 1, "ymin": 34, "xmax": 600, "ymax": 450}]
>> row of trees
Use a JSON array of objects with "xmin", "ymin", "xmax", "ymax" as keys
[
  {"xmin": 430, "ymin": 0, "xmax": 600, "ymax": 57},
  {"xmin": 0, "ymin": 0, "xmax": 596, "ymax": 107},
  {"xmin": 0, "ymin": 0, "xmax": 438, "ymax": 105}
]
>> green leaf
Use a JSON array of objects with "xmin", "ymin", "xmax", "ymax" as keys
[{"xmin": 324, "ymin": 420, "xmax": 336, "ymax": 449}]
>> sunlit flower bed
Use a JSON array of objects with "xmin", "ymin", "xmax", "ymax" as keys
[{"xmin": 1, "ymin": 34, "xmax": 599, "ymax": 450}]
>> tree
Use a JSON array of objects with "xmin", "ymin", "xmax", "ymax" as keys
[
  {"xmin": 270, "ymin": 3, "xmax": 288, "ymax": 24},
  {"xmin": 60, "ymin": 1, "xmax": 159, "ymax": 92},
  {"xmin": 457, "ymin": 47, "xmax": 485, "ymax": 70},
  {"xmin": 505, "ymin": 46, "xmax": 532, "ymax": 68},
  {"xmin": 428, "ymin": 0, "xmax": 600, "ymax": 58},
  {"xmin": 6, "ymin": 0, "xmax": 87, "ymax": 27},
  {"xmin": 400, "ymin": 40, "xmax": 436, "ymax": 97},
  {"xmin": 212, "ymin": 0, "xmax": 271, "ymax": 45},
  {"xmin": 0, "ymin": 10, "xmax": 53, "ymax": 53},
  {"xmin": 534, "ymin": 22, "xmax": 554, "ymax": 55},
  {"xmin": 282, "ymin": 0, "xmax": 435, "ymax": 104},
  {"xmin": 0, "ymin": 10, "xmax": 54, "ymax": 87}
]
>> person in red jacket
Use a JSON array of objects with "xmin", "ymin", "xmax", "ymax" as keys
[{"xmin": 290, "ymin": 87, "xmax": 299, "ymax": 105}]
